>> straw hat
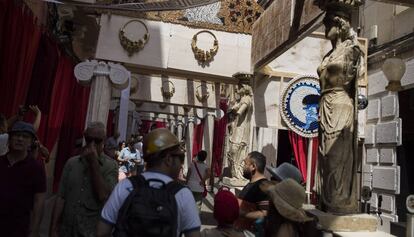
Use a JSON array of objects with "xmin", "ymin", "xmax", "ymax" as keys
[{"xmin": 267, "ymin": 178, "xmax": 313, "ymax": 223}]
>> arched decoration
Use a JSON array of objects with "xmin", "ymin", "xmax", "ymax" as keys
[
  {"xmin": 119, "ymin": 19, "xmax": 150, "ymax": 56},
  {"xmin": 191, "ymin": 30, "xmax": 219, "ymax": 64}
]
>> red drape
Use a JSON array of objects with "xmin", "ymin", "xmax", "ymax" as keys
[
  {"xmin": 288, "ymin": 131, "xmax": 308, "ymax": 181},
  {"xmin": 155, "ymin": 121, "xmax": 166, "ymax": 128},
  {"xmin": 192, "ymin": 119, "xmax": 205, "ymax": 159},
  {"xmin": 26, "ymin": 34, "xmax": 59, "ymax": 114},
  {"xmin": 212, "ymin": 99, "xmax": 228, "ymax": 176},
  {"xmin": 0, "ymin": 1, "xmax": 41, "ymax": 117},
  {"xmin": 106, "ymin": 110, "xmax": 114, "ymax": 137},
  {"xmin": 311, "ymin": 137, "xmax": 318, "ymax": 191},
  {"xmin": 139, "ymin": 120, "xmax": 152, "ymax": 135},
  {"xmin": 42, "ymin": 55, "xmax": 77, "ymax": 152},
  {"xmin": 53, "ymin": 81, "xmax": 90, "ymax": 192},
  {"xmin": 288, "ymin": 131, "xmax": 319, "ymax": 189}
]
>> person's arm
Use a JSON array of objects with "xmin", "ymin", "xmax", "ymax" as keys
[
  {"xmin": 28, "ymin": 192, "xmax": 46, "ymax": 237},
  {"xmin": 50, "ymin": 196, "xmax": 65, "ymax": 237},
  {"xmin": 38, "ymin": 143, "xmax": 50, "ymax": 163},
  {"xmin": 243, "ymin": 210, "xmax": 268, "ymax": 220},
  {"xmin": 236, "ymin": 102, "xmax": 248, "ymax": 116},
  {"xmin": 83, "ymin": 144, "xmax": 113, "ymax": 202},
  {"xmin": 96, "ymin": 221, "xmax": 113, "ymax": 237},
  {"xmin": 186, "ymin": 168, "xmax": 192, "ymax": 183},
  {"xmin": 202, "ymin": 167, "xmax": 211, "ymax": 183},
  {"xmin": 117, "ymin": 150, "xmax": 126, "ymax": 162},
  {"xmin": 29, "ymin": 105, "xmax": 41, "ymax": 132}
]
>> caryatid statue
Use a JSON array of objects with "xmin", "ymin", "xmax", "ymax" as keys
[
  {"xmin": 315, "ymin": 0, "xmax": 365, "ymax": 214},
  {"xmin": 226, "ymin": 76, "xmax": 253, "ymax": 186}
]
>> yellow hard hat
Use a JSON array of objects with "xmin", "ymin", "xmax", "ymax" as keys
[{"xmin": 143, "ymin": 128, "xmax": 180, "ymax": 159}]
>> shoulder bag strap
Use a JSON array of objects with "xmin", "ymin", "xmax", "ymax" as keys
[{"xmin": 193, "ymin": 162, "xmax": 206, "ymax": 190}]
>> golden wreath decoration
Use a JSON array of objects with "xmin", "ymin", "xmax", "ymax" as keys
[
  {"xmin": 195, "ymin": 84, "xmax": 210, "ymax": 102},
  {"xmin": 161, "ymin": 80, "xmax": 175, "ymax": 99},
  {"xmin": 191, "ymin": 30, "xmax": 219, "ymax": 64},
  {"xmin": 119, "ymin": 20, "xmax": 150, "ymax": 56}
]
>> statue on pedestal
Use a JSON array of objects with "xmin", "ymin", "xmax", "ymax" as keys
[
  {"xmin": 224, "ymin": 80, "xmax": 253, "ymax": 187},
  {"xmin": 317, "ymin": 4, "xmax": 364, "ymax": 214}
]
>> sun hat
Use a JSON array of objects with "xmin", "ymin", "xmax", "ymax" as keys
[
  {"xmin": 266, "ymin": 163, "xmax": 303, "ymax": 183},
  {"xmin": 9, "ymin": 121, "xmax": 37, "ymax": 139},
  {"xmin": 268, "ymin": 178, "xmax": 313, "ymax": 223},
  {"xmin": 214, "ymin": 188, "xmax": 239, "ymax": 225}
]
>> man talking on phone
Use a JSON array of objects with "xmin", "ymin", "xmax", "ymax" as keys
[{"xmin": 50, "ymin": 121, "xmax": 118, "ymax": 237}]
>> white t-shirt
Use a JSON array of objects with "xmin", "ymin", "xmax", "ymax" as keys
[
  {"xmin": 133, "ymin": 142, "xmax": 143, "ymax": 157},
  {"xmin": 101, "ymin": 171, "xmax": 201, "ymax": 236},
  {"xmin": 0, "ymin": 133, "xmax": 8, "ymax": 156},
  {"xmin": 187, "ymin": 161, "xmax": 208, "ymax": 193}
]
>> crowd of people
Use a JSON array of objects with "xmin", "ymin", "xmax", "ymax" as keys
[{"xmin": 0, "ymin": 105, "xmax": 317, "ymax": 237}]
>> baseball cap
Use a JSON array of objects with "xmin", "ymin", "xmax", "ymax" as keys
[{"xmin": 9, "ymin": 121, "xmax": 37, "ymax": 139}]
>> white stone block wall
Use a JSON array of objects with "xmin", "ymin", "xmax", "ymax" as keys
[{"xmin": 364, "ymin": 69, "xmax": 402, "ymax": 233}]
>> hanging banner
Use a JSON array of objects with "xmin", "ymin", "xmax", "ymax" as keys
[{"xmin": 280, "ymin": 75, "xmax": 320, "ymax": 138}]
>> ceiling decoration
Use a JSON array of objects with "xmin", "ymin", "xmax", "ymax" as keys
[
  {"xmin": 92, "ymin": 0, "xmax": 263, "ymax": 34},
  {"xmin": 43, "ymin": 0, "xmax": 222, "ymax": 11}
]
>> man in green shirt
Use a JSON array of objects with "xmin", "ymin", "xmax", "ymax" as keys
[{"xmin": 50, "ymin": 121, "xmax": 118, "ymax": 237}]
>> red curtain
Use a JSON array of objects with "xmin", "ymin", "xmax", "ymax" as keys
[
  {"xmin": 0, "ymin": 1, "xmax": 41, "ymax": 117},
  {"xmin": 311, "ymin": 137, "xmax": 318, "ymax": 191},
  {"xmin": 288, "ymin": 131, "xmax": 319, "ymax": 189},
  {"xmin": 40, "ymin": 55, "xmax": 76, "ymax": 152},
  {"xmin": 155, "ymin": 121, "xmax": 166, "ymax": 128},
  {"xmin": 212, "ymin": 99, "xmax": 228, "ymax": 176},
  {"xmin": 288, "ymin": 131, "xmax": 308, "ymax": 181},
  {"xmin": 192, "ymin": 119, "xmax": 205, "ymax": 159},
  {"xmin": 106, "ymin": 110, "xmax": 114, "ymax": 137},
  {"xmin": 53, "ymin": 81, "xmax": 90, "ymax": 192},
  {"xmin": 139, "ymin": 120, "xmax": 152, "ymax": 135}
]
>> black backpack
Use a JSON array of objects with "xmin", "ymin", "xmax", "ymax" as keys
[{"xmin": 113, "ymin": 175, "xmax": 184, "ymax": 237}]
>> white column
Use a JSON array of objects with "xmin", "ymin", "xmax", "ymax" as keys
[
  {"xmin": 85, "ymin": 75, "xmax": 112, "ymax": 126},
  {"xmin": 118, "ymin": 74, "xmax": 131, "ymax": 141},
  {"xmin": 202, "ymin": 115, "xmax": 215, "ymax": 171},
  {"xmin": 184, "ymin": 116, "xmax": 195, "ymax": 173},
  {"xmin": 74, "ymin": 60, "xmax": 129, "ymax": 129}
]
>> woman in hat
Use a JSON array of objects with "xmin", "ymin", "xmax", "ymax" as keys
[{"xmin": 261, "ymin": 179, "xmax": 316, "ymax": 237}]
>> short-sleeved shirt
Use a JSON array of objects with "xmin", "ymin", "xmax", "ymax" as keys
[
  {"xmin": 118, "ymin": 147, "xmax": 141, "ymax": 173},
  {"xmin": 187, "ymin": 161, "xmax": 208, "ymax": 193},
  {"xmin": 0, "ymin": 154, "xmax": 46, "ymax": 237},
  {"xmin": 101, "ymin": 171, "xmax": 201, "ymax": 236},
  {"xmin": 58, "ymin": 154, "xmax": 118, "ymax": 237},
  {"xmin": 235, "ymin": 178, "xmax": 269, "ymax": 231},
  {"xmin": 238, "ymin": 178, "xmax": 268, "ymax": 206}
]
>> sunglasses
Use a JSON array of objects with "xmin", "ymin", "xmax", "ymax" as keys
[{"xmin": 85, "ymin": 136, "xmax": 104, "ymax": 144}]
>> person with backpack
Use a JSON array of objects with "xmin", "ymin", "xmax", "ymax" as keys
[
  {"xmin": 186, "ymin": 150, "xmax": 210, "ymax": 212},
  {"xmin": 97, "ymin": 128, "xmax": 201, "ymax": 237}
]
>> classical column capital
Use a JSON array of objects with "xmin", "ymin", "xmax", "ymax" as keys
[{"xmin": 74, "ymin": 60, "xmax": 129, "ymax": 89}]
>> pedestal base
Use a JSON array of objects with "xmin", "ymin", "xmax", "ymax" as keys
[
  {"xmin": 222, "ymin": 177, "xmax": 248, "ymax": 187},
  {"xmin": 303, "ymin": 205, "xmax": 378, "ymax": 232}
]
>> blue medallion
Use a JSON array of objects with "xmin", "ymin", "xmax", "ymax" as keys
[{"xmin": 280, "ymin": 75, "xmax": 320, "ymax": 138}]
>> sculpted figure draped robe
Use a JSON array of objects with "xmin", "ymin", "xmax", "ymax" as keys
[
  {"xmin": 227, "ymin": 84, "xmax": 252, "ymax": 184},
  {"xmin": 317, "ymin": 10, "xmax": 364, "ymax": 214}
]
